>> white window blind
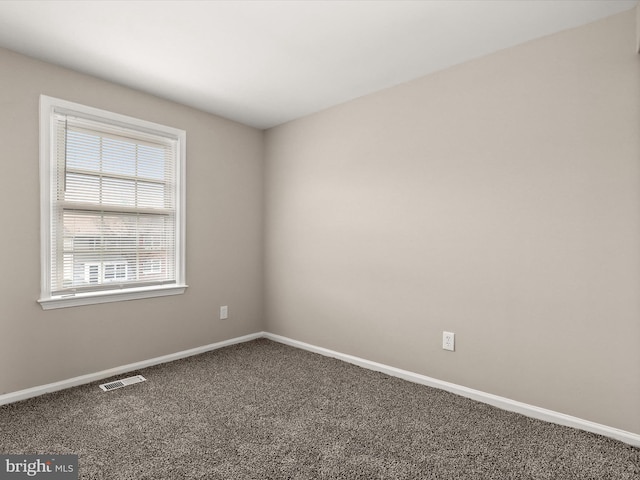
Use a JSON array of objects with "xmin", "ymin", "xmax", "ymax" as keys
[{"xmin": 39, "ymin": 96, "xmax": 186, "ymax": 309}]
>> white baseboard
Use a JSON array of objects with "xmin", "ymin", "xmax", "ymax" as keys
[
  {"xmin": 263, "ymin": 332, "xmax": 640, "ymax": 447},
  {"xmin": 0, "ymin": 332, "xmax": 263, "ymax": 406},
  {"xmin": 2, "ymin": 330, "xmax": 638, "ymax": 448}
]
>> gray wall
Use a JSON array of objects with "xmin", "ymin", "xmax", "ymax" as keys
[
  {"xmin": 264, "ymin": 10, "xmax": 640, "ymax": 434},
  {"xmin": 637, "ymin": 3, "xmax": 640, "ymax": 52},
  {"xmin": 0, "ymin": 47, "xmax": 264, "ymax": 394}
]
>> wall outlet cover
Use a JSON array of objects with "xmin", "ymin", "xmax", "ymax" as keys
[{"xmin": 443, "ymin": 331, "xmax": 455, "ymax": 351}]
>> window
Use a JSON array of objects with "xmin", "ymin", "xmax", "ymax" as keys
[
  {"xmin": 39, "ymin": 95, "xmax": 186, "ymax": 309},
  {"xmin": 84, "ymin": 262, "xmax": 128, "ymax": 284}
]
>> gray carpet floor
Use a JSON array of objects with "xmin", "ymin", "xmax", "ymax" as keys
[{"xmin": 1, "ymin": 338, "xmax": 638, "ymax": 479}]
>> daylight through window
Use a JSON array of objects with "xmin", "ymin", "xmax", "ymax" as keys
[{"xmin": 39, "ymin": 96, "xmax": 186, "ymax": 309}]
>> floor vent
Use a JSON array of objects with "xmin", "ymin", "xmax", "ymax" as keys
[{"xmin": 99, "ymin": 375, "xmax": 146, "ymax": 392}]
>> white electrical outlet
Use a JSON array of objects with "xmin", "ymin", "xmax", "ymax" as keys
[
  {"xmin": 219, "ymin": 306, "xmax": 228, "ymax": 320},
  {"xmin": 443, "ymin": 331, "xmax": 455, "ymax": 351}
]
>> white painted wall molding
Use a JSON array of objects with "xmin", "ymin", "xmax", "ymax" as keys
[
  {"xmin": 0, "ymin": 332, "xmax": 263, "ymax": 406},
  {"xmin": 3, "ymin": 330, "xmax": 638, "ymax": 448},
  {"xmin": 263, "ymin": 332, "xmax": 640, "ymax": 448}
]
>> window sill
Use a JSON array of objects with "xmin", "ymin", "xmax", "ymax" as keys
[{"xmin": 38, "ymin": 284, "xmax": 188, "ymax": 310}]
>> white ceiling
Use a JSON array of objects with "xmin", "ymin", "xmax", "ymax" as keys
[{"xmin": 0, "ymin": 0, "xmax": 637, "ymax": 129}]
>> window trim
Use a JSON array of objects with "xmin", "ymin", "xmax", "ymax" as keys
[{"xmin": 38, "ymin": 95, "xmax": 187, "ymax": 310}]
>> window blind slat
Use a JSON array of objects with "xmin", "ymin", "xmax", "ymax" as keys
[{"xmin": 49, "ymin": 110, "xmax": 179, "ymax": 295}]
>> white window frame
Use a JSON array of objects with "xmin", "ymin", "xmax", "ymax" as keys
[{"xmin": 38, "ymin": 95, "xmax": 187, "ymax": 309}]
